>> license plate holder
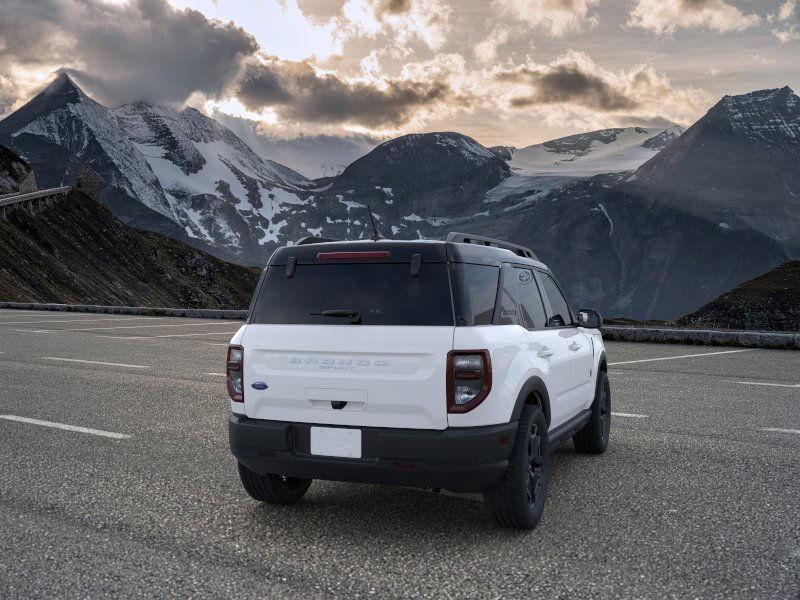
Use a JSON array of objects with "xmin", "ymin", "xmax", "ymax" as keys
[{"xmin": 310, "ymin": 426, "xmax": 362, "ymax": 458}]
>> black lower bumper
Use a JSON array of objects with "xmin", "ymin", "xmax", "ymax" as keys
[{"xmin": 229, "ymin": 414, "xmax": 517, "ymax": 493}]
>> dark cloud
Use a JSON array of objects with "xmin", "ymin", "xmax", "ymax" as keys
[
  {"xmin": 0, "ymin": 0, "xmax": 257, "ymax": 106},
  {"xmin": 497, "ymin": 63, "xmax": 638, "ymax": 111},
  {"xmin": 680, "ymin": 0, "xmax": 713, "ymax": 9},
  {"xmin": 380, "ymin": 0, "xmax": 413, "ymax": 16},
  {"xmin": 237, "ymin": 58, "xmax": 451, "ymax": 128}
]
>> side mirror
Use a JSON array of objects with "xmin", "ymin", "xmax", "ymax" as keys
[{"xmin": 577, "ymin": 309, "xmax": 603, "ymax": 329}]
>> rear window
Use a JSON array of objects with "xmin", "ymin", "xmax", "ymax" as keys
[{"xmin": 250, "ymin": 263, "xmax": 454, "ymax": 326}]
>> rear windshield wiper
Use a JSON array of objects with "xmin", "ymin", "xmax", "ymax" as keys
[{"xmin": 310, "ymin": 309, "xmax": 362, "ymax": 324}]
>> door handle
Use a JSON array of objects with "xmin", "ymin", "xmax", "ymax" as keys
[
  {"xmin": 538, "ymin": 347, "xmax": 554, "ymax": 358},
  {"xmin": 569, "ymin": 342, "xmax": 582, "ymax": 351}
]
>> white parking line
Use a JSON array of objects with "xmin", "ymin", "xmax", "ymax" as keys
[
  {"xmin": 14, "ymin": 321, "xmax": 239, "ymax": 333},
  {"xmin": 148, "ymin": 331, "xmax": 239, "ymax": 339},
  {"xmin": 40, "ymin": 357, "xmax": 151, "ymax": 369},
  {"xmin": 759, "ymin": 427, "xmax": 800, "ymax": 436},
  {"xmin": 95, "ymin": 332, "xmax": 238, "ymax": 340},
  {"xmin": 609, "ymin": 349, "xmax": 753, "ymax": 366},
  {"xmin": 738, "ymin": 381, "xmax": 800, "ymax": 388},
  {"xmin": 611, "ymin": 412, "xmax": 647, "ymax": 418},
  {"xmin": 205, "ymin": 372, "xmax": 227, "ymax": 377},
  {"xmin": 0, "ymin": 415, "xmax": 131, "ymax": 439}
]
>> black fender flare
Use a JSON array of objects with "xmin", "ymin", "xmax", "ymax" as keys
[
  {"xmin": 510, "ymin": 377, "xmax": 552, "ymax": 426},
  {"xmin": 587, "ymin": 350, "xmax": 609, "ymax": 406}
]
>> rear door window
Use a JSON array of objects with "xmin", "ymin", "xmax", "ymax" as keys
[
  {"xmin": 514, "ymin": 268, "xmax": 547, "ymax": 329},
  {"xmin": 539, "ymin": 272, "xmax": 573, "ymax": 327},
  {"xmin": 250, "ymin": 263, "xmax": 454, "ymax": 326}
]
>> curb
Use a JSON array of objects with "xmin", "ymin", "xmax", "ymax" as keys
[
  {"xmin": 0, "ymin": 302, "xmax": 248, "ymax": 320},
  {"xmin": 602, "ymin": 325, "xmax": 800, "ymax": 350}
]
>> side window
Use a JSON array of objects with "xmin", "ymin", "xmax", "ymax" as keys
[
  {"xmin": 514, "ymin": 268, "xmax": 547, "ymax": 329},
  {"xmin": 540, "ymin": 272, "xmax": 573, "ymax": 327},
  {"xmin": 465, "ymin": 265, "xmax": 499, "ymax": 325},
  {"xmin": 451, "ymin": 264, "xmax": 500, "ymax": 326},
  {"xmin": 496, "ymin": 267, "xmax": 519, "ymax": 325}
]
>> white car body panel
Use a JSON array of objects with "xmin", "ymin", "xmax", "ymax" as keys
[{"xmin": 239, "ymin": 324, "xmax": 454, "ymax": 429}]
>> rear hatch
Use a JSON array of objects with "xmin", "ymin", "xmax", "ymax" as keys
[{"xmin": 242, "ymin": 244, "xmax": 454, "ymax": 430}]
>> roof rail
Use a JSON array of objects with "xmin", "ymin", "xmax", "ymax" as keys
[
  {"xmin": 446, "ymin": 232, "xmax": 538, "ymax": 260},
  {"xmin": 296, "ymin": 235, "xmax": 338, "ymax": 245}
]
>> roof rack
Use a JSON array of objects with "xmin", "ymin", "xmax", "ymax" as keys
[
  {"xmin": 296, "ymin": 235, "xmax": 338, "ymax": 245},
  {"xmin": 446, "ymin": 232, "xmax": 538, "ymax": 260}
]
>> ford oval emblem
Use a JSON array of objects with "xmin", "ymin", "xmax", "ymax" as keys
[{"xmin": 251, "ymin": 381, "xmax": 268, "ymax": 390}]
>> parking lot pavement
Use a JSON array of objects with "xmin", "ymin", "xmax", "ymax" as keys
[{"xmin": 0, "ymin": 309, "xmax": 798, "ymax": 598}]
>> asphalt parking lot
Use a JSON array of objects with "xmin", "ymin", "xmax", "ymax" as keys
[{"xmin": 0, "ymin": 309, "xmax": 798, "ymax": 599}]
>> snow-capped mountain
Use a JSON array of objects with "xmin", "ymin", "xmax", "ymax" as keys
[
  {"xmin": 634, "ymin": 86, "xmax": 800, "ymax": 255},
  {"xmin": 0, "ymin": 73, "xmax": 315, "ymax": 264},
  {"xmin": 508, "ymin": 126, "xmax": 684, "ymax": 177},
  {"xmin": 2, "ymin": 75, "xmax": 795, "ymax": 321}
]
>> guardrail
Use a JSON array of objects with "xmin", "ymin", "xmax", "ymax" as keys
[
  {"xmin": 0, "ymin": 186, "xmax": 71, "ymax": 208},
  {"xmin": 603, "ymin": 325, "xmax": 800, "ymax": 350},
  {"xmin": 0, "ymin": 302, "xmax": 248, "ymax": 320}
]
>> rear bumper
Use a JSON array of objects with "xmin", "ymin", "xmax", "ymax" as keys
[{"xmin": 229, "ymin": 414, "xmax": 517, "ymax": 493}]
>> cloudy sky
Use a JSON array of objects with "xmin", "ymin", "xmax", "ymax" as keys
[{"xmin": 0, "ymin": 0, "xmax": 798, "ymax": 146}]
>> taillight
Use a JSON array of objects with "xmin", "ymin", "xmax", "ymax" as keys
[
  {"xmin": 447, "ymin": 350, "xmax": 492, "ymax": 413},
  {"xmin": 227, "ymin": 345, "xmax": 244, "ymax": 402}
]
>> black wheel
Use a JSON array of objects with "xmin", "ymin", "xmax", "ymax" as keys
[
  {"xmin": 573, "ymin": 371, "xmax": 611, "ymax": 454},
  {"xmin": 483, "ymin": 404, "xmax": 550, "ymax": 529},
  {"xmin": 237, "ymin": 462, "xmax": 312, "ymax": 505}
]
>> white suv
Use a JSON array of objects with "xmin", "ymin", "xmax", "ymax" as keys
[{"xmin": 227, "ymin": 233, "xmax": 610, "ymax": 529}]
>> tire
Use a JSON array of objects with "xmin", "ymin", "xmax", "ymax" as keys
[
  {"xmin": 483, "ymin": 404, "xmax": 550, "ymax": 529},
  {"xmin": 237, "ymin": 462, "xmax": 312, "ymax": 505},
  {"xmin": 573, "ymin": 371, "xmax": 611, "ymax": 454}
]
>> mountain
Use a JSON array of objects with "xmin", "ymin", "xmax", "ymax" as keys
[
  {"xmin": 318, "ymin": 132, "xmax": 510, "ymax": 234},
  {"xmin": 0, "ymin": 144, "xmax": 34, "ymax": 194},
  {"xmin": 446, "ymin": 89, "xmax": 799, "ymax": 320},
  {"xmin": 676, "ymin": 261, "xmax": 800, "ymax": 331},
  {"xmin": 0, "ymin": 73, "xmax": 317, "ymax": 265},
  {"xmin": 507, "ymin": 126, "xmax": 684, "ymax": 177},
  {"xmin": 634, "ymin": 87, "xmax": 800, "ymax": 256},
  {"xmin": 1, "ymin": 76, "xmax": 795, "ymax": 321},
  {"xmin": 0, "ymin": 189, "xmax": 258, "ymax": 307},
  {"xmin": 447, "ymin": 173, "xmax": 788, "ymax": 320}
]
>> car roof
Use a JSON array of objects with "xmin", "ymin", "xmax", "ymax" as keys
[{"xmin": 268, "ymin": 238, "xmax": 549, "ymax": 270}]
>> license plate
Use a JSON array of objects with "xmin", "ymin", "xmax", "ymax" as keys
[{"xmin": 310, "ymin": 427, "xmax": 362, "ymax": 458}]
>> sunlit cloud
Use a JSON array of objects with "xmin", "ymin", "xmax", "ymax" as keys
[
  {"xmin": 627, "ymin": 0, "xmax": 761, "ymax": 35},
  {"xmin": 494, "ymin": 0, "xmax": 599, "ymax": 37},
  {"xmin": 167, "ymin": 0, "xmax": 347, "ymax": 61},
  {"xmin": 204, "ymin": 97, "xmax": 279, "ymax": 124},
  {"xmin": 474, "ymin": 28, "xmax": 510, "ymax": 64},
  {"xmin": 342, "ymin": 0, "xmax": 451, "ymax": 51},
  {"xmin": 768, "ymin": 0, "xmax": 800, "ymax": 42}
]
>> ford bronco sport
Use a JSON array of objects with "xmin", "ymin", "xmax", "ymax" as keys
[{"xmin": 228, "ymin": 233, "xmax": 610, "ymax": 529}]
